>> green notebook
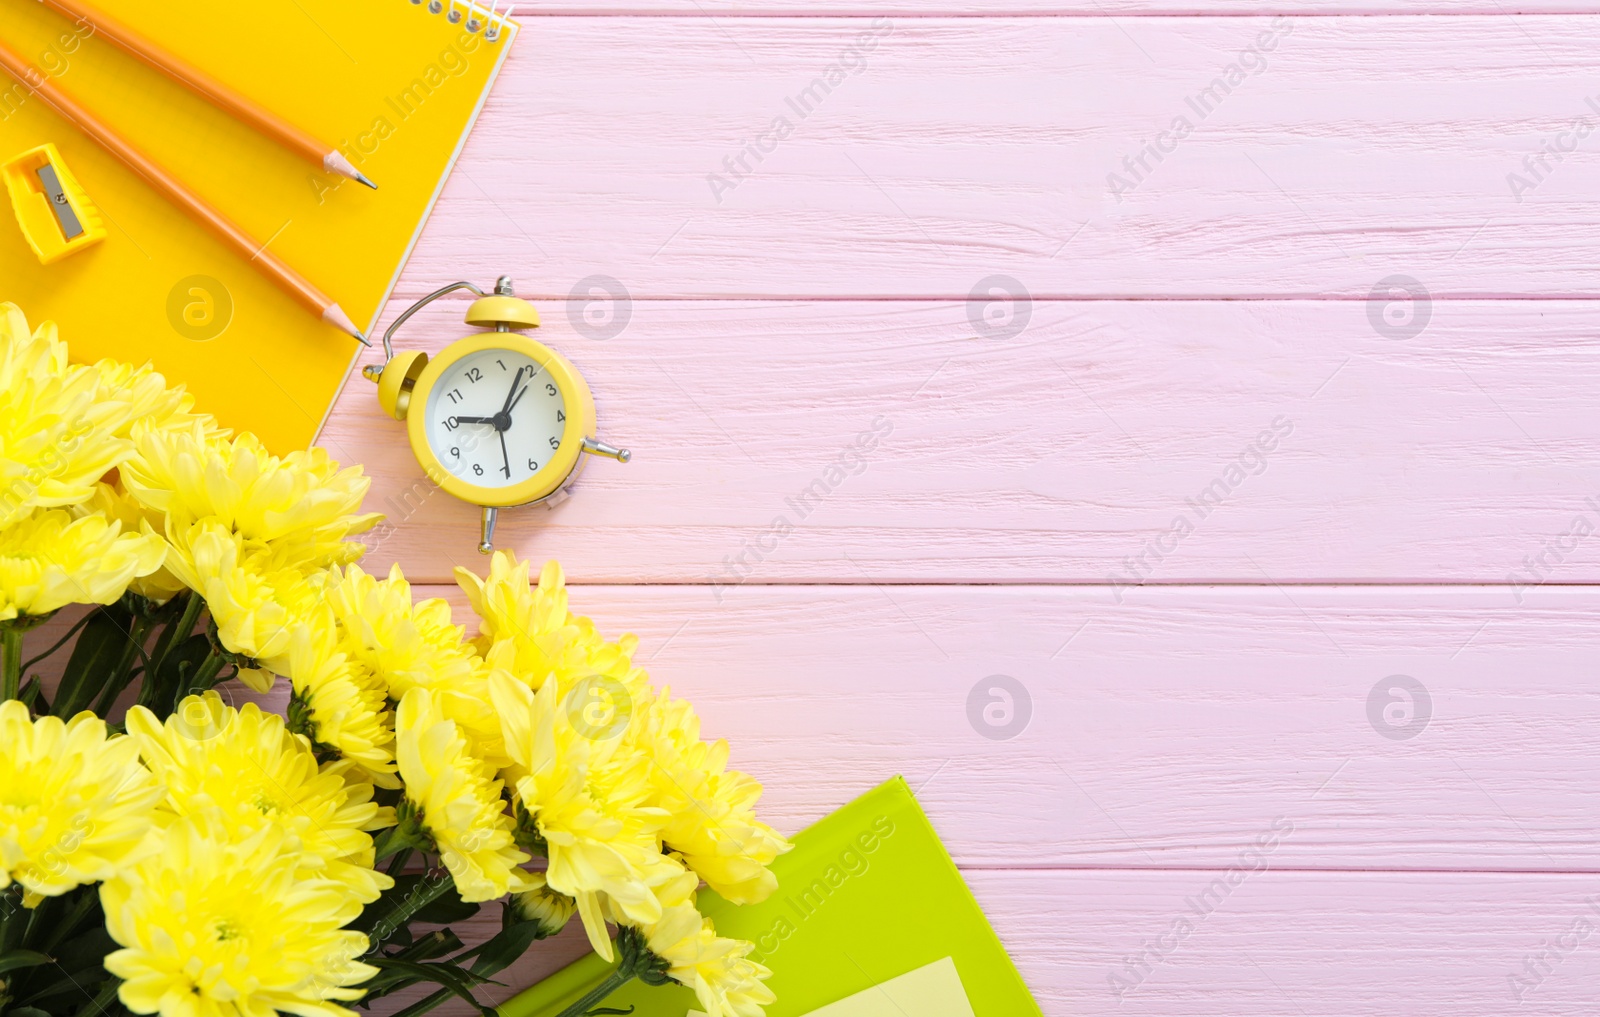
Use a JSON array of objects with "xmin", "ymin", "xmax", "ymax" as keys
[{"xmin": 498, "ymin": 777, "xmax": 1041, "ymax": 1017}]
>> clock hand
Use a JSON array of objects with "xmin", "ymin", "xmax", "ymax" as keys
[
  {"xmin": 499, "ymin": 428, "xmax": 511, "ymax": 478},
  {"xmin": 452, "ymin": 416, "xmax": 496, "ymax": 424},
  {"xmin": 499, "ymin": 366, "xmax": 525, "ymax": 415},
  {"xmin": 505, "ymin": 382, "xmax": 530, "ymax": 416}
]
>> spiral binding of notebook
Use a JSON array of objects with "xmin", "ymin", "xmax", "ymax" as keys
[{"xmin": 411, "ymin": 0, "xmax": 515, "ymax": 42}]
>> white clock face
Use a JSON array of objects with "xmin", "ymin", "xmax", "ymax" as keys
[{"xmin": 423, "ymin": 348, "xmax": 568, "ymax": 489}]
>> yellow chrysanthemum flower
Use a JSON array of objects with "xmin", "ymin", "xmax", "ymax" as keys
[
  {"xmin": 0, "ymin": 701, "xmax": 163, "ymax": 897},
  {"xmin": 462, "ymin": 556, "xmax": 656, "ymax": 777},
  {"xmin": 123, "ymin": 423, "xmax": 381, "ymax": 572},
  {"xmin": 94, "ymin": 359, "xmax": 209, "ymax": 440},
  {"xmin": 627, "ymin": 871, "xmax": 774, "ymax": 1017},
  {"xmin": 126, "ymin": 693, "xmax": 395, "ymax": 904},
  {"xmin": 456, "ymin": 557, "xmax": 605, "ymax": 691},
  {"xmin": 80, "ymin": 480, "xmax": 188, "ymax": 602},
  {"xmin": 329, "ymin": 564, "xmax": 476, "ymax": 697},
  {"xmin": 102, "ymin": 817, "xmax": 378, "ymax": 1017},
  {"xmin": 0, "ymin": 305, "xmax": 130, "ymax": 530},
  {"xmin": 287, "ymin": 617, "xmax": 397, "ymax": 787},
  {"xmin": 394, "ymin": 687, "xmax": 533, "ymax": 903},
  {"xmin": 160, "ymin": 520, "xmax": 327, "ymax": 668},
  {"xmin": 639, "ymin": 691, "xmax": 791, "ymax": 905},
  {"xmin": 0, "ymin": 509, "xmax": 164, "ymax": 622},
  {"xmin": 489, "ymin": 671, "xmax": 678, "ymax": 961},
  {"xmin": 327, "ymin": 564, "xmax": 502, "ymax": 762}
]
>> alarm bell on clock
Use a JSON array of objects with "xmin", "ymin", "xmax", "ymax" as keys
[{"xmin": 362, "ymin": 276, "xmax": 629, "ymax": 554}]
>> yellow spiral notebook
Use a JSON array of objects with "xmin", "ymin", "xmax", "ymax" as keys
[{"xmin": 0, "ymin": 0, "xmax": 518, "ymax": 452}]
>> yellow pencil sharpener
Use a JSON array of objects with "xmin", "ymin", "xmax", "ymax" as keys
[{"xmin": 3, "ymin": 143, "xmax": 106, "ymax": 265}]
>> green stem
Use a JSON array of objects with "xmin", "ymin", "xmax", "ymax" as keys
[
  {"xmin": 373, "ymin": 802, "xmax": 429, "ymax": 863},
  {"xmin": 151, "ymin": 593, "xmax": 201, "ymax": 668},
  {"xmin": 189, "ymin": 649, "xmax": 226, "ymax": 695},
  {"xmin": 546, "ymin": 968, "xmax": 635, "ymax": 1017},
  {"xmin": 385, "ymin": 847, "xmax": 415, "ymax": 877},
  {"xmin": 138, "ymin": 593, "xmax": 203, "ymax": 710},
  {"xmin": 115, "ymin": 611, "xmax": 154, "ymax": 681},
  {"xmin": 2, "ymin": 626, "xmax": 23, "ymax": 702}
]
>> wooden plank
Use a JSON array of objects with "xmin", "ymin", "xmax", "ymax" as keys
[
  {"xmin": 952, "ymin": 869, "xmax": 1600, "ymax": 1015},
  {"xmin": 35, "ymin": 586, "xmax": 1589, "ymax": 871},
  {"xmin": 408, "ymin": 869, "xmax": 1600, "ymax": 1016},
  {"xmin": 322, "ymin": 298, "xmax": 1600, "ymax": 585},
  {"xmin": 461, "ymin": 583, "xmax": 1600, "ymax": 873},
  {"xmin": 392, "ymin": 15, "xmax": 1600, "ymax": 298},
  {"xmin": 519, "ymin": 3, "xmax": 1600, "ymax": 16}
]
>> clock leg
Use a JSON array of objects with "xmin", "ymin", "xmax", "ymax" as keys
[
  {"xmin": 478, "ymin": 505, "xmax": 498, "ymax": 555},
  {"xmin": 581, "ymin": 438, "xmax": 631, "ymax": 463}
]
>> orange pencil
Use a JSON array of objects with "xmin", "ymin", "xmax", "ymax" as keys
[
  {"xmin": 38, "ymin": 0, "xmax": 376, "ymax": 188},
  {"xmin": 0, "ymin": 38, "xmax": 369, "ymax": 344}
]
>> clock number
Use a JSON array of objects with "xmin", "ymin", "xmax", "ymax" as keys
[
  {"xmin": 450, "ymin": 447, "xmax": 460, "ymax": 458},
  {"xmin": 473, "ymin": 463, "xmax": 484, "ymax": 476},
  {"xmin": 446, "ymin": 388, "xmax": 463, "ymax": 404},
  {"xmin": 556, "ymin": 410, "xmax": 565, "ymax": 422},
  {"xmin": 466, "ymin": 367, "xmax": 483, "ymax": 383},
  {"xmin": 497, "ymin": 359, "xmax": 507, "ymax": 371},
  {"xmin": 548, "ymin": 436, "xmax": 560, "ymax": 450},
  {"xmin": 545, "ymin": 383, "xmax": 557, "ymax": 396},
  {"xmin": 528, "ymin": 458, "xmax": 539, "ymax": 471},
  {"xmin": 444, "ymin": 417, "xmax": 459, "ymax": 431}
]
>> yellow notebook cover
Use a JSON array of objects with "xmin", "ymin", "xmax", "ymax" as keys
[{"xmin": 0, "ymin": 0, "xmax": 518, "ymax": 452}]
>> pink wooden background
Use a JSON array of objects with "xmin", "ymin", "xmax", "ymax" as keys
[
  {"xmin": 338, "ymin": 6, "xmax": 1600, "ymax": 1014},
  {"xmin": 119, "ymin": 4, "xmax": 1600, "ymax": 1014}
]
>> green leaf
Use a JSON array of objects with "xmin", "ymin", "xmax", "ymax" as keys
[
  {"xmin": 385, "ymin": 990, "xmax": 456, "ymax": 1017},
  {"xmin": 362, "ymin": 958, "xmax": 495, "ymax": 1011},
  {"xmin": 19, "ymin": 974, "xmax": 101, "ymax": 1008},
  {"xmin": 466, "ymin": 921, "xmax": 548, "ymax": 978},
  {"xmin": 147, "ymin": 633, "xmax": 212, "ymax": 717},
  {"xmin": 417, "ymin": 893, "xmax": 479, "ymax": 926},
  {"xmin": 353, "ymin": 878, "xmax": 421, "ymax": 936},
  {"xmin": 17, "ymin": 936, "xmax": 117, "ymax": 1007},
  {"xmin": 27, "ymin": 886, "xmax": 104, "ymax": 956},
  {"xmin": 10, "ymin": 1006, "xmax": 54, "ymax": 1017},
  {"xmin": 52, "ymin": 603, "xmax": 135, "ymax": 717},
  {"xmin": 44, "ymin": 922, "xmax": 116, "ymax": 978},
  {"xmin": 0, "ymin": 950, "xmax": 53, "ymax": 974},
  {"xmin": 391, "ymin": 929, "xmax": 465, "ymax": 963},
  {"xmin": 17, "ymin": 677, "xmax": 48, "ymax": 712},
  {"xmin": 354, "ymin": 875, "xmax": 478, "ymax": 939}
]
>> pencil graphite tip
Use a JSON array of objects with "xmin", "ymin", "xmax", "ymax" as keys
[
  {"xmin": 325, "ymin": 150, "xmax": 375, "ymax": 189},
  {"xmin": 322, "ymin": 303, "xmax": 369, "ymax": 344}
]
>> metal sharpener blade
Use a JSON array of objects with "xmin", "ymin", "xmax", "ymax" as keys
[{"xmin": 35, "ymin": 163, "xmax": 84, "ymax": 240}]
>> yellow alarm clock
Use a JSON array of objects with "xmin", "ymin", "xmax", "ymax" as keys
[{"xmin": 363, "ymin": 276, "xmax": 629, "ymax": 553}]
